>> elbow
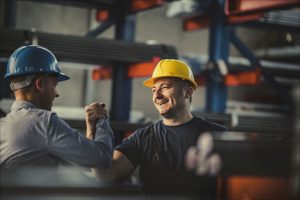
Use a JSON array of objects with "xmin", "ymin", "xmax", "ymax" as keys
[
  {"xmin": 97, "ymin": 150, "xmax": 112, "ymax": 169},
  {"xmin": 92, "ymin": 166, "xmax": 118, "ymax": 183},
  {"xmin": 103, "ymin": 154, "xmax": 112, "ymax": 169}
]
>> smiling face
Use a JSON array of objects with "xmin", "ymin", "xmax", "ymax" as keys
[{"xmin": 152, "ymin": 77, "xmax": 190, "ymax": 119}]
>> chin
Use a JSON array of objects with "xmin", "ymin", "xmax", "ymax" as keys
[{"xmin": 160, "ymin": 111, "xmax": 171, "ymax": 118}]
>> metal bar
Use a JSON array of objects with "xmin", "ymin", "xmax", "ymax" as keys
[
  {"xmin": 0, "ymin": 29, "xmax": 177, "ymax": 64},
  {"xmin": 230, "ymin": 32, "xmax": 260, "ymax": 67},
  {"xmin": 19, "ymin": 0, "xmax": 125, "ymax": 9},
  {"xmin": 230, "ymin": 32, "xmax": 292, "ymax": 106},
  {"xmin": 291, "ymin": 83, "xmax": 300, "ymax": 198},
  {"xmin": 205, "ymin": 0, "xmax": 229, "ymax": 113},
  {"xmin": 226, "ymin": 0, "xmax": 300, "ymax": 15},
  {"xmin": 3, "ymin": 0, "xmax": 17, "ymax": 28},
  {"xmin": 85, "ymin": 18, "xmax": 115, "ymax": 37},
  {"xmin": 110, "ymin": 14, "xmax": 135, "ymax": 123}
]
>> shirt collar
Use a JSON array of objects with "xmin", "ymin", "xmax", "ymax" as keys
[{"xmin": 11, "ymin": 100, "xmax": 38, "ymax": 111}]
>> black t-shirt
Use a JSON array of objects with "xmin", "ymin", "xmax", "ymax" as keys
[{"xmin": 115, "ymin": 116, "xmax": 227, "ymax": 196}]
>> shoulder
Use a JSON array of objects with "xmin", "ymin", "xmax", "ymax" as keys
[
  {"xmin": 130, "ymin": 123, "xmax": 154, "ymax": 139},
  {"xmin": 193, "ymin": 116, "xmax": 227, "ymax": 131},
  {"xmin": 128, "ymin": 120, "xmax": 162, "ymax": 140},
  {"xmin": 32, "ymin": 109, "xmax": 58, "ymax": 123},
  {"xmin": 29, "ymin": 109, "xmax": 68, "ymax": 129}
]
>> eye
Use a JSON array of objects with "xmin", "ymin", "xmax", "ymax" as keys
[
  {"xmin": 152, "ymin": 88, "xmax": 156, "ymax": 93},
  {"xmin": 162, "ymin": 85, "xmax": 170, "ymax": 90}
]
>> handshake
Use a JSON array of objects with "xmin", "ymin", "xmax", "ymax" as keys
[
  {"xmin": 85, "ymin": 102, "xmax": 108, "ymax": 121},
  {"xmin": 84, "ymin": 102, "xmax": 108, "ymax": 139}
]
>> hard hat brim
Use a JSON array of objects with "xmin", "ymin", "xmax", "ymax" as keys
[
  {"xmin": 56, "ymin": 73, "xmax": 70, "ymax": 82},
  {"xmin": 143, "ymin": 76, "xmax": 197, "ymax": 90}
]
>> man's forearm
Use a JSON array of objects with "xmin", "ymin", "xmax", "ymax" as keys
[
  {"xmin": 92, "ymin": 168, "xmax": 118, "ymax": 183},
  {"xmin": 92, "ymin": 150, "xmax": 135, "ymax": 183}
]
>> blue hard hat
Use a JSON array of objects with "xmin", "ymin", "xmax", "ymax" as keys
[{"xmin": 5, "ymin": 45, "xmax": 70, "ymax": 82}]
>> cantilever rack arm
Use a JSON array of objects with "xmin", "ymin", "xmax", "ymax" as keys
[{"xmin": 0, "ymin": 29, "xmax": 177, "ymax": 65}]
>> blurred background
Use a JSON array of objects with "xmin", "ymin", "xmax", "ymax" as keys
[{"xmin": 0, "ymin": 0, "xmax": 299, "ymax": 199}]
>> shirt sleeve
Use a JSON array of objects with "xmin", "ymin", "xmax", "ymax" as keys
[
  {"xmin": 115, "ymin": 129, "xmax": 144, "ymax": 168},
  {"xmin": 208, "ymin": 122, "xmax": 228, "ymax": 132},
  {"xmin": 46, "ymin": 113, "xmax": 114, "ymax": 168}
]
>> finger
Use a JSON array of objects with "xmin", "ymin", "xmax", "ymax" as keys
[
  {"xmin": 86, "ymin": 110, "xmax": 107, "ymax": 119},
  {"xmin": 100, "ymin": 103, "xmax": 105, "ymax": 108},
  {"xmin": 208, "ymin": 153, "xmax": 222, "ymax": 176},
  {"xmin": 85, "ymin": 102, "xmax": 103, "ymax": 111},
  {"xmin": 197, "ymin": 132, "xmax": 213, "ymax": 158},
  {"xmin": 196, "ymin": 159, "xmax": 209, "ymax": 176},
  {"xmin": 185, "ymin": 147, "xmax": 198, "ymax": 170}
]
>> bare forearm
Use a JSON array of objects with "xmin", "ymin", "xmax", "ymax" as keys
[
  {"xmin": 92, "ymin": 168, "xmax": 118, "ymax": 183},
  {"xmin": 92, "ymin": 150, "xmax": 135, "ymax": 183}
]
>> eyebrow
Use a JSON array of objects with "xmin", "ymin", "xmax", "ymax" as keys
[{"xmin": 158, "ymin": 82, "xmax": 172, "ymax": 86}]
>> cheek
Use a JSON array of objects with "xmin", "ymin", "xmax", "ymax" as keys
[{"xmin": 170, "ymin": 92, "xmax": 182, "ymax": 104}]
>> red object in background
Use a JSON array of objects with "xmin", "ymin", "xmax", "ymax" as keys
[
  {"xmin": 225, "ymin": 69, "xmax": 261, "ymax": 86},
  {"xmin": 184, "ymin": 0, "xmax": 299, "ymax": 31},
  {"xmin": 128, "ymin": 57, "xmax": 161, "ymax": 78},
  {"xmin": 96, "ymin": 10, "xmax": 109, "ymax": 22},
  {"xmin": 131, "ymin": 0, "xmax": 164, "ymax": 12},
  {"xmin": 183, "ymin": 15, "xmax": 210, "ymax": 31},
  {"xmin": 218, "ymin": 176, "xmax": 292, "ymax": 200},
  {"xmin": 92, "ymin": 66, "xmax": 112, "ymax": 80},
  {"xmin": 183, "ymin": 12, "xmax": 263, "ymax": 31},
  {"xmin": 227, "ymin": 13, "xmax": 263, "ymax": 24},
  {"xmin": 92, "ymin": 57, "xmax": 161, "ymax": 80},
  {"xmin": 194, "ymin": 74, "xmax": 207, "ymax": 86},
  {"xmin": 226, "ymin": 0, "xmax": 300, "ymax": 15}
]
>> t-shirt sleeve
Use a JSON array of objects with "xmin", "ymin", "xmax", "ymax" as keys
[
  {"xmin": 115, "ymin": 129, "xmax": 143, "ymax": 167},
  {"xmin": 208, "ymin": 122, "xmax": 228, "ymax": 131}
]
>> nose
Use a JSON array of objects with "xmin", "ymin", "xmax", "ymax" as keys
[
  {"xmin": 55, "ymin": 88, "xmax": 59, "ymax": 98},
  {"xmin": 153, "ymin": 88, "xmax": 163, "ymax": 99}
]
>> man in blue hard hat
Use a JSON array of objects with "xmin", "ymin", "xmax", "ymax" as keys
[{"xmin": 0, "ymin": 45, "xmax": 114, "ymax": 169}]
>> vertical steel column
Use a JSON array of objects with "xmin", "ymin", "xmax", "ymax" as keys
[
  {"xmin": 110, "ymin": 14, "xmax": 136, "ymax": 121},
  {"xmin": 2, "ymin": 0, "xmax": 17, "ymax": 28},
  {"xmin": 205, "ymin": 0, "xmax": 230, "ymax": 113},
  {"xmin": 0, "ymin": 0, "xmax": 17, "ymax": 104}
]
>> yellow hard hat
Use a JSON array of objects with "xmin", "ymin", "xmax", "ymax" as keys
[{"xmin": 143, "ymin": 59, "xmax": 197, "ymax": 90}]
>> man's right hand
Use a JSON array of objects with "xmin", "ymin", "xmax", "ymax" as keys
[
  {"xmin": 185, "ymin": 132, "xmax": 222, "ymax": 176},
  {"xmin": 85, "ymin": 102, "xmax": 107, "ymax": 139}
]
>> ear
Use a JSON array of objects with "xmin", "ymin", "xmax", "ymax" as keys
[
  {"xmin": 184, "ymin": 86, "xmax": 193, "ymax": 99},
  {"xmin": 34, "ymin": 78, "xmax": 44, "ymax": 91}
]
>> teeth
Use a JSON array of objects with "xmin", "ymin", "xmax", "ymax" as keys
[
  {"xmin": 158, "ymin": 101, "xmax": 167, "ymax": 105},
  {"xmin": 156, "ymin": 99, "xmax": 168, "ymax": 105}
]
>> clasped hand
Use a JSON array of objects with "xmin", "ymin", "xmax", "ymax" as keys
[{"xmin": 85, "ymin": 102, "xmax": 107, "ymax": 139}]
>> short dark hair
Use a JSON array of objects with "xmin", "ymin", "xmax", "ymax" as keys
[{"xmin": 173, "ymin": 77, "xmax": 193, "ymax": 103}]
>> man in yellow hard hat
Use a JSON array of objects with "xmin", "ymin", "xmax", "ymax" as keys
[{"xmin": 92, "ymin": 59, "xmax": 226, "ymax": 197}]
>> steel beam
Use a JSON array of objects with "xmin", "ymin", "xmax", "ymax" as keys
[
  {"xmin": 0, "ymin": 29, "xmax": 177, "ymax": 64},
  {"xmin": 110, "ymin": 14, "xmax": 135, "ymax": 122},
  {"xmin": 226, "ymin": 0, "xmax": 300, "ymax": 15},
  {"xmin": 205, "ymin": 0, "xmax": 230, "ymax": 113},
  {"xmin": 231, "ymin": 32, "xmax": 291, "ymax": 105}
]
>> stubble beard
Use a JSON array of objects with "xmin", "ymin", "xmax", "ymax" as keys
[{"xmin": 159, "ymin": 103, "xmax": 184, "ymax": 119}]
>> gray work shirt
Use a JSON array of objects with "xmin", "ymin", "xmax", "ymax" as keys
[{"xmin": 0, "ymin": 101, "xmax": 114, "ymax": 169}]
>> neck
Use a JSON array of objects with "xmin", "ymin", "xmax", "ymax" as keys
[
  {"xmin": 162, "ymin": 110, "xmax": 193, "ymax": 126},
  {"xmin": 14, "ymin": 90, "xmax": 40, "ymax": 108}
]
